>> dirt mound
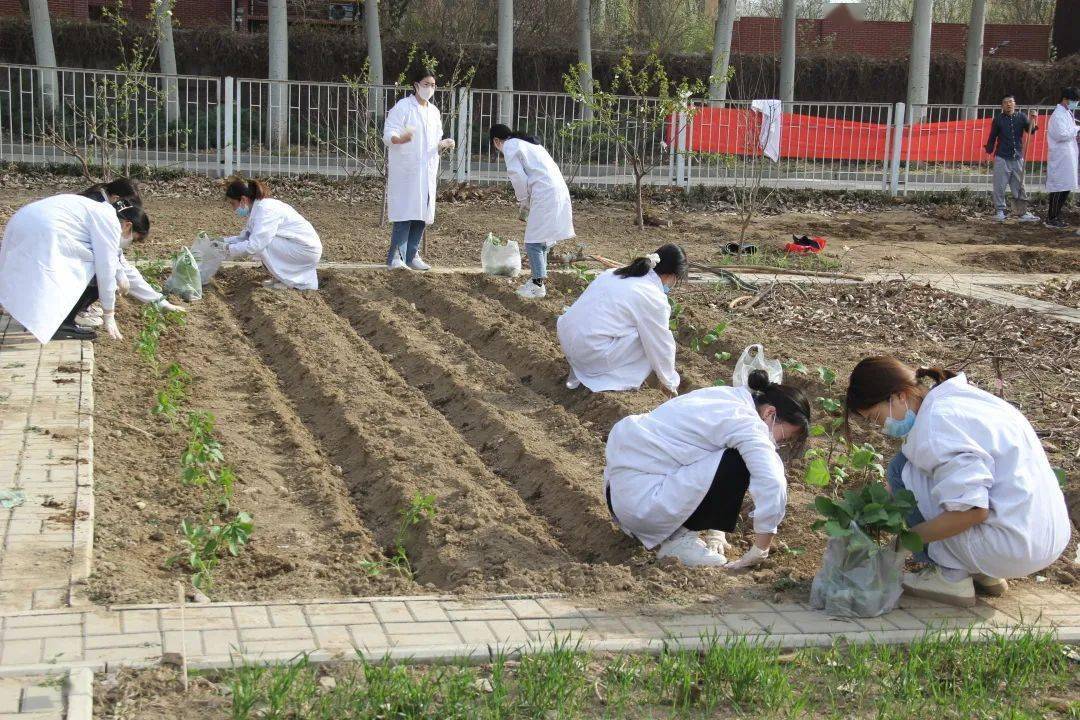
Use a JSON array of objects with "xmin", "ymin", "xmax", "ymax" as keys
[{"xmin": 962, "ymin": 250, "xmax": 1080, "ymax": 274}]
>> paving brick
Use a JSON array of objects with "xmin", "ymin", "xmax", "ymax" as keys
[
  {"xmin": 84, "ymin": 644, "xmax": 163, "ymax": 663},
  {"xmin": 504, "ymin": 599, "xmax": 549, "ymax": 619},
  {"xmin": 586, "ymin": 616, "xmax": 630, "ymax": 637},
  {"xmin": 268, "ymin": 605, "xmax": 308, "ymax": 628},
  {"xmin": 42, "ymin": 636, "xmax": 83, "ymax": 662},
  {"xmin": 536, "ymin": 598, "xmax": 583, "ymax": 618},
  {"xmin": 406, "ymin": 601, "xmax": 449, "ymax": 622},
  {"xmin": 163, "ymin": 630, "xmax": 206, "ymax": 656},
  {"xmin": 232, "ymin": 606, "xmax": 271, "ymax": 629},
  {"xmin": 241, "ymin": 639, "xmax": 317, "ymax": 656},
  {"xmin": 782, "ymin": 611, "xmax": 862, "ymax": 634},
  {"xmin": 19, "ymin": 685, "xmax": 62, "ymax": 713},
  {"xmin": 853, "ymin": 616, "xmax": 901, "ymax": 633},
  {"xmin": 83, "ymin": 612, "xmax": 122, "ymax": 636},
  {"xmin": 305, "ymin": 602, "xmax": 373, "ymax": 615},
  {"xmin": 445, "ymin": 607, "xmax": 520, "ymax": 622},
  {"xmin": 618, "ymin": 617, "xmax": 665, "ymax": 637},
  {"xmin": 119, "ymin": 610, "xmax": 160, "ymax": 634},
  {"xmin": 382, "ymin": 621, "xmax": 456, "ymax": 636},
  {"xmin": 743, "ymin": 613, "xmax": 797, "ymax": 635},
  {"xmin": 201, "ymin": 630, "xmax": 242, "ymax": 657},
  {"xmin": 454, "ymin": 620, "xmax": 498, "ymax": 644},
  {"xmin": 312, "ymin": 625, "xmax": 355, "ymax": 650},
  {"xmin": 550, "ymin": 617, "xmax": 591, "ymax": 632},
  {"xmin": 3, "ymin": 613, "xmax": 82, "ymax": 629},
  {"xmin": 306, "ymin": 610, "xmax": 377, "ymax": 627},
  {"xmin": 388, "ymin": 632, "xmax": 460, "ymax": 648},
  {"xmin": 486, "ymin": 620, "xmax": 530, "ymax": 643},
  {"xmin": 0, "ymin": 682, "xmax": 21, "ymax": 713},
  {"xmin": 0, "ymin": 639, "xmax": 42, "ymax": 665},
  {"xmin": 348, "ymin": 624, "xmax": 388, "ymax": 650},
  {"xmin": 240, "ymin": 627, "xmax": 314, "ymax": 643},
  {"xmin": 371, "ymin": 601, "xmax": 411, "ymax": 623},
  {"xmin": 3, "ymin": 624, "xmax": 81, "ymax": 641},
  {"xmin": 85, "ymin": 632, "xmax": 161, "ymax": 650},
  {"xmin": 881, "ymin": 610, "xmax": 930, "ymax": 631}
]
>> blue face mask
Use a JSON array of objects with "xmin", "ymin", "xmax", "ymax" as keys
[
  {"xmin": 1070, "ymin": 100, "xmax": 1079, "ymax": 111},
  {"xmin": 235, "ymin": 204, "xmax": 250, "ymax": 218},
  {"xmin": 661, "ymin": 283, "xmax": 672, "ymax": 295},
  {"xmin": 883, "ymin": 397, "xmax": 916, "ymax": 438}
]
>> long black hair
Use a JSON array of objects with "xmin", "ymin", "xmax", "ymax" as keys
[
  {"xmin": 411, "ymin": 67, "xmax": 437, "ymax": 86},
  {"xmin": 113, "ymin": 200, "xmax": 150, "ymax": 237},
  {"xmin": 225, "ymin": 177, "xmax": 270, "ymax": 201},
  {"xmin": 614, "ymin": 243, "xmax": 688, "ymax": 281},
  {"xmin": 489, "ymin": 123, "xmax": 540, "ymax": 146},
  {"xmin": 747, "ymin": 369, "xmax": 811, "ymax": 455},
  {"xmin": 80, "ymin": 178, "xmax": 142, "ymax": 206}
]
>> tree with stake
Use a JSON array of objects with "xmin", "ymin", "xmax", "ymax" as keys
[{"xmin": 563, "ymin": 51, "xmax": 707, "ymax": 230}]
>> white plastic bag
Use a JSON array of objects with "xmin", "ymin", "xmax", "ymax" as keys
[
  {"xmin": 163, "ymin": 247, "xmax": 203, "ymax": 302},
  {"xmin": 481, "ymin": 232, "xmax": 522, "ymax": 278},
  {"xmin": 732, "ymin": 344, "xmax": 783, "ymax": 387},
  {"xmin": 810, "ymin": 523, "xmax": 907, "ymax": 618},
  {"xmin": 190, "ymin": 232, "xmax": 228, "ymax": 285}
]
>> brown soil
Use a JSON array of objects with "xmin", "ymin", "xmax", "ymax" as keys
[
  {"xmin": 1004, "ymin": 279, "xmax": 1080, "ymax": 309},
  {"xmin": 88, "ymin": 267, "xmax": 1080, "ymax": 607}
]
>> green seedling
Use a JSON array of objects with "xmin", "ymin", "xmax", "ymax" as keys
[
  {"xmin": 812, "ymin": 483, "xmax": 924, "ymax": 553},
  {"xmin": 714, "ymin": 351, "xmax": 732, "ymax": 362},
  {"xmin": 365, "ymin": 493, "xmax": 438, "ymax": 579},
  {"xmin": 782, "ymin": 359, "xmax": 809, "ymax": 375},
  {"xmin": 152, "ymin": 363, "xmax": 190, "ymax": 418},
  {"xmin": 173, "ymin": 512, "xmax": 254, "ymax": 593},
  {"xmin": 667, "ymin": 298, "xmax": 684, "ymax": 332},
  {"xmin": 1053, "ymin": 467, "xmax": 1066, "ymax": 489},
  {"xmin": 691, "ymin": 322, "xmax": 728, "ymax": 353},
  {"xmin": 570, "ymin": 263, "xmax": 598, "ymax": 283},
  {"xmin": 818, "ymin": 366, "xmax": 838, "ymax": 386}
]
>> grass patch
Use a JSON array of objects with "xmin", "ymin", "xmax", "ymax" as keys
[{"xmin": 201, "ymin": 627, "xmax": 1079, "ymax": 719}]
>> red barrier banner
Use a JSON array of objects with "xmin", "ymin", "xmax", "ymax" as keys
[{"xmin": 673, "ymin": 108, "xmax": 1050, "ymax": 163}]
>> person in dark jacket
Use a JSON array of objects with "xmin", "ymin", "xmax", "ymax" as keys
[{"xmin": 984, "ymin": 96, "xmax": 1039, "ymax": 224}]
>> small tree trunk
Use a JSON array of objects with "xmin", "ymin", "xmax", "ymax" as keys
[
  {"xmin": 636, "ymin": 175, "xmax": 644, "ymax": 230},
  {"xmin": 154, "ymin": 0, "xmax": 181, "ymax": 127},
  {"xmin": 28, "ymin": 0, "xmax": 58, "ymax": 111},
  {"xmin": 709, "ymin": 0, "xmax": 738, "ymax": 105},
  {"xmin": 962, "ymin": 0, "xmax": 986, "ymax": 119}
]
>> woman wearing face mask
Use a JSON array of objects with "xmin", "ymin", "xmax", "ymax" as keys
[
  {"xmin": 604, "ymin": 370, "xmax": 810, "ymax": 567},
  {"xmin": 68, "ymin": 179, "xmax": 184, "ymax": 332},
  {"xmin": 382, "ymin": 67, "xmax": 454, "ymax": 271},
  {"xmin": 845, "ymin": 357, "xmax": 1070, "ymax": 607},
  {"xmin": 0, "ymin": 195, "xmax": 152, "ymax": 342},
  {"xmin": 488, "ymin": 124, "xmax": 575, "ymax": 299},
  {"xmin": 557, "ymin": 244, "xmax": 686, "ymax": 395},
  {"xmin": 1045, "ymin": 86, "xmax": 1080, "ymax": 229},
  {"xmin": 223, "ymin": 178, "xmax": 322, "ymax": 290}
]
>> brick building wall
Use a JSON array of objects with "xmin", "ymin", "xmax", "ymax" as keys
[{"xmin": 0, "ymin": 0, "xmax": 229, "ymax": 27}]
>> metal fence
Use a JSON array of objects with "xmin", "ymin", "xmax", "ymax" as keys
[{"xmin": 2, "ymin": 63, "xmax": 1075, "ymax": 196}]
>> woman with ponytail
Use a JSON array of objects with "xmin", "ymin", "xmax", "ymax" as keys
[
  {"xmin": 845, "ymin": 356, "xmax": 1070, "ymax": 606},
  {"xmin": 604, "ymin": 369, "xmax": 810, "ymax": 567},
  {"xmin": 557, "ymin": 244, "xmax": 686, "ymax": 394},
  {"xmin": 223, "ymin": 178, "xmax": 322, "ymax": 290},
  {"xmin": 0, "ymin": 193, "xmax": 156, "ymax": 342},
  {"xmin": 489, "ymin": 124, "xmax": 574, "ymax": 298}
]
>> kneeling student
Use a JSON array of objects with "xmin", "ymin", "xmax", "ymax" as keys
[{"xmin": 845, "ymin": 356, "xmax": 1070, "ymax": 606}]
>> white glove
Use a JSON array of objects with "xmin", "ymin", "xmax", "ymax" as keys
[
  {"xmin": 115, "ymin": 269, "xmax": 131, "ymax": 295},
  {"xmin": 155, "ymin": 298, "xmax": 186, "ymax": 314},
  {"xmin": 724, "ymin": 544, "xmax": 769, "ymax": 571},
  {"xmin": 102, "ymin": 311, "xmax": 122, "ymax": 341},
  {"xmin": 703, "ymin": 530, "xmax": 733, "ymax": 559},
  {"xmin": 439, "ymin": 138, "xmax": 456, "ymax": 151}
]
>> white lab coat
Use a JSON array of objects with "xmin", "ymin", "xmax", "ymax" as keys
[
  {"xmin": 1046, "ymin": 104, "xmax": 1079, "ymax": 193},
  {"xmin": 900, "ymin": 374, "xmax": 1070, "ymax": 579},
  {"xmin": 117, "ymin": 254, "xmax": 163, "ymax": 304},
  {"xmin": 557, "ymin": 269, "xmax": 679, "ymax": 393},
  {"xmin": 502, "ymin": 138, "xmax": 575, "ymax": 248},
  {"xmin": 226, "ymin": 198, "xmax": 322, "ymax": 290},
  {"xmin": 383, "ymin": 95, "xmax": 445, "ymax": 225},
  {"xmin": 0, "ymin": 194, "xmax": 121, "ymax": 343},
  {"xmin": 604, "ymin": 385, "xmax": 788, "ymax": 549},
  {"xmin": 751, "ymin": 99, "xmax": 782, "ymax": 163}
]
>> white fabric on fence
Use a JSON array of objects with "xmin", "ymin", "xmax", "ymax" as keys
[{"xmin": 751, "ymin": 99, "xmax": 783, "ymax": 163}]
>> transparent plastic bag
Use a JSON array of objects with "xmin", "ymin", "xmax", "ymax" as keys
[
  {"xmin": 732, "ymin": 344, "xmax": 783, "ymax": 386},
  {"xmin": 163, "ymin": 247, "xmax": 203, "ymax": 302},
  {"xmin": 190, "ymin": 232, "xmax": 228, "ymax": 285},
  {"xmin": 481, "ymin": 232, "xmax": 522, "ymax": 278},
  {"xmin": 809, "ymin": 523, "xmax": 906, "ymax": 618}
]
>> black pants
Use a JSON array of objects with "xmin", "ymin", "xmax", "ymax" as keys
[
  {"xmin": 62, "ymin": 281, "xmax": 99, "ymax": 326},
  {"xmin": 682, "ymin": 449, "xmax": 751, "ymax": 532},
  {"xmin": 1048, "ymin": 191, "xmax": 1070, "ymax": 222}
]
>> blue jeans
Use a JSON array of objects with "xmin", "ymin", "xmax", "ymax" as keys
[
  {"xmin": 526, "ymin": 243, "xmax": 548, "ymax": 281},
  {"xmin": 887, "ymin": 452, "xmax": 931, "ymax": 564},
  {"xmin": 387, "ymin": 221, "xmax": 425, "ymax": 265}
]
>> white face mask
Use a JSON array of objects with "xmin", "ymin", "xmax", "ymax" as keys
[
  {"xmin": 416, "ymin": 85, "xmax": 435, "ymax": 102},
  {"xmin": 120, "ymin": 233, "xmax": 133, "ymax": 250}
]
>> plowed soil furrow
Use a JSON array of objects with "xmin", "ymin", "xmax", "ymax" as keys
[
  {"xmin": 325, "ymin": 276, "xmax": 635, "ymax": 564},
  {"xmin": 224, "ymin": 280, "xmax": 573, "ymax": 589},
  {"xmin": 365, "ymin": 272, "xmax": 659, "ymax": 434}
]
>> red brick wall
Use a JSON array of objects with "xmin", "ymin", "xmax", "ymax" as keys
[
  {"xmin": 732, "ymin": 16, "xmax": 1050, "ymax": 61},
  {"xmin": 0, "ymin": 0, "xmax": 229, "ymax": 26},
  {"xmin": 0, "ymin": 0, "xmax": 89, "ymax": 20}
]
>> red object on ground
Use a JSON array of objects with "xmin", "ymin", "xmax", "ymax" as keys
[{"xmin": 785, "ymin": 236, "xmax": 827, "ymax": 254}]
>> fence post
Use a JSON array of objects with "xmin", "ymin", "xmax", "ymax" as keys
[
  {"xmin": 456, "ymin": 87, "xmax": 469, "ymax": 184},
  {"xmin": 673, "ymin": 110, "xmax": 686, "ymax": 188},
  {"xmin": 223, "ymin": 76, "xmax": 234, "ymax": 178},
  {"xmin": 889, "ymin": 101, "xmax": 904, "ymax": 197}
]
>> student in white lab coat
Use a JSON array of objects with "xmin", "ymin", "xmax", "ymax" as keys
[
  {"xmin": 604, "ymin": 370, "xmax": 811, "ymax": 567},
  {"xmin": 223, "ymin": 178, "xmax": 323, "ymax": 290},
  {"xmin": 383, "ymin": 67, "xmax": 455, "ymax": 271},
  {"xmin": 1045, "ymin": 86, "xmax": 1079, "ymax": 229},
  {"xmin": 0, "ymin": 195, "xmax": 153, "ymax": 343},
  {"xmin": 489, "ymin": 124, "xmax": 575, "ymax": 299},
  {"xmin": 845, "ymin": 357, "xmax": 1071, "ymax": 607},
  {"xmin": 557, "ymin": 245, "xmax": 686, "ymax": 395}
]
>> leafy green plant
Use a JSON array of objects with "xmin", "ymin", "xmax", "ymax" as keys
[
  {"xmin": 152, "ymin": 362, "xmax": 190, "ymax": 418},
  {"xmin": 1052, "ymin": 467, "xmax": 1067, "ymax": 489},
  {"xmin": 569, "ymin": 263, "xmax": 598, "ymax": 284},
  {"xmin": 173, "ymin": 512, "xmax": 254, "ymax": 592},
  {"xmin": 691, "ymin": 322, "xmax": 728, "ymax": 353},
  {"xmin": 362, "ymin": 492, "xmax": 437, "ymax": 579},
  {"xmin": 818, "ymin": 366, "xmax": 838, "ymax": 386},
  {"xmin": 181, "ymin": 411, "xmax": 224, "ymax": 488},
  {"xmin": 667, "ymin": 298, "xmax": 684, "ymax": 332},
  {"xmin": 782, "ymin": 359, "xmax": 809, "ymax": 375},
  {"xmin": 812, "ymin": 484, "xmax": 924, "ymax": 553}
]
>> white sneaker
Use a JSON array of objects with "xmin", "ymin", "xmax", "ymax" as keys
[
  {"xmin": 655, "ymin": 529, "xmax": 729, "ymax": 567},
  {"xmin": 74, "ymin": 311, "xmax": 103, "ymax": 328},
  {"xmin": 407, "ymin": 256, "xmax": 431, "ymax": 272},
  {"xmin": 972, "ymin": 573, "xmax": 1009, "ymax": 597},
  {"xmin": 565, "ymin": 371, "xmax": 581, "ymax": 390},
  {"xmin": 993, "ymin": 210, "xmax": 1007, "ymax": 222},
  {"xmin": 263, "ymin": 280, "xmax": 289, "ymax": 291},
  {"xmin": 702, "ymin": 530, "xmax": 732, "ymax": 561},
  {"xmin": 388, "ymin": 256, "xmax": 407, "ymax": 270},
  {"xmin": 83, "ymin": 303, "xmax": 103, "ymax": 318},
  {"xmin": 902, "ymin": 566, "xmax": 976, "ymax": 607},
  {"xmin": 1018, "ymin": 212, "xmax": 1039, "ymax": 223},
  {"xmin": 516, "ymin": 281, "xmax": 547, "ymax": 299}
]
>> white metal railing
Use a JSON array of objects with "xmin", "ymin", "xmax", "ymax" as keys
[{"xmin": 3, "ymin": 63, "xmax": 1076, "ymax": 196}]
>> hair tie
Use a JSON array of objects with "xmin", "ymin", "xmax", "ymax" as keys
[{"xmin": 645, "ymin": 253, "xmax": 661, "ymax": 269}]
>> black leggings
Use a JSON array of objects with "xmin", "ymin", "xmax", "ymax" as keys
[
  {"xmin": 1048, "ymin": 191, "xmax": 1070, "ymax": 222},
  {"xmin": 682, "ymin": 449, "xmax": 751, "ymax": 532},
  {"xmin": 62, "ymin": 281, "xmax": 99, "ymax": 326}
]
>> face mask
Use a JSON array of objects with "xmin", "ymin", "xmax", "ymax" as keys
[
  {"xmin": 1069, "ymin": 100, "xmax": 1079, "ymax": 111},
  {"xmin": 416, "ymin": 85, "xmax": 435, "ymax": 102},
  {"xmin": 661, "ymin": 283, "xmax": 672, "ymax": 295},
  {"xmin": 120, "ymin": 233, "xmax": 133, "ymax": 250},
  {"xmin": 235, "ymin": 204, "xmax": 250, "ymax": 219},
  {"xmin": 883, "ymin": 396, "xmax": 917, "ymax": 438}
]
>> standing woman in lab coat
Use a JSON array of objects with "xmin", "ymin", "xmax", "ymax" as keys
[
  {"xmin": 383, "ymin": 67, "xmax": 455, "ymax": 271},
  {"xmin": 604, "ymin": 370, "xmax": 810, "ymax": 567},
  {"xmin": 844, "ymin": 357, "xmax": 1071, "ymax": 606},
  {"xmin": 1045, "ymin": 86, "xmax": 1079, "ymax": 229},
  {"xmin": 0, "ymin": 195, "xmax": 151, "ymax": 342},
  {"xmin": 489, "ymin": 124, "xmax": 575, "ymax": 299},
  {"xmin": 223, "ymin": 178, "xmax": 323, "ymax": 290},
  {"xmin": 557, "ymin": 244, "xmax": 686, "ymax": 395}
]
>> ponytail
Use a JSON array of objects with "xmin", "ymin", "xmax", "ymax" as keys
[
  {"xmin": 489, "ymin": 123, "xmax": 541, "ymax": 146},
  {"xmin": 225, "ymin": 177, "xmax": 270, "ymax": 202},
  {"xmin": 914, "ymin": 367, "xmax": 956, "ymax": 386},
  {"xmin": 615, "ymin": 243, "xmax": 689, "ymax": 281}
]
